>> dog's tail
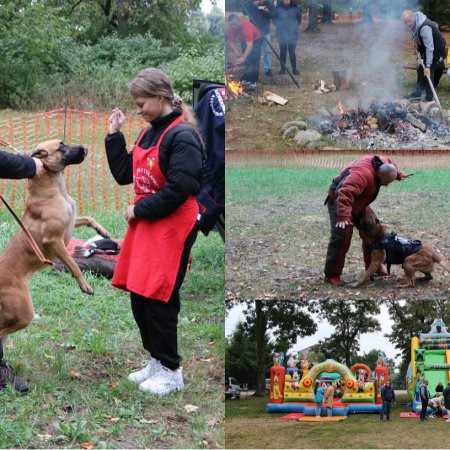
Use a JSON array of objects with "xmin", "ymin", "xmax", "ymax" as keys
[{"xmin": 433, "ymin": 252, "xmax": 450, "ymax": 273}]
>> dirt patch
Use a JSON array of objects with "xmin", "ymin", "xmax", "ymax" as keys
[{"xmin": 226, "ymin": 22, "xmax": 450, "ymax": 150}]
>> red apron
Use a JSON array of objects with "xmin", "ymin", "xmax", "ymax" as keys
[{"xmin": 112, "ymin": 115, "xmax": 199, "ymax": 302}]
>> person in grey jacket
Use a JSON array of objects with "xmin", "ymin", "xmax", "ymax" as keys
[
  {"xmin": 401, "ymin": 10, "xmax": 446, "ymax": 102},
  {"xmin": 444, "ymin": 382, "xmax": 450, "ymax": 423},
  {"xmin": 274, "ymin": 0, "xmax": 301, "ymax": 75},
  {"xmin": 419, "ymin": 379, "xmax": 431, "ymax": 421}
]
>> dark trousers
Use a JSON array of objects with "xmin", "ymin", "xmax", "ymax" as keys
[
  {"xmin": 415, "ymin": 58, "xmax": 445, "ymax": 100},
  {"xmin": 324, "ymin": 199, "xmax": 375, "ymax": 277},
  {"xmin": 279, "ymin": 40, "xmax": 297, "ymax": 71},
  {"xmin": 380, "ymin": 400, "xmax": 391, "ymax": 420},
  {"xmin": 0, "ymin": 339, "xmax": 3, "ymax": 362},
  {"xmin": 241, "ymin": 38, "xmax": 262, "ymax": 82},
  {"xmin": 130, "ymin": 225, "xmax": 198, "ymax": 370},
  {"xmin": 420, "ymin": 399, "xmax": 428, "ymax": 420}
]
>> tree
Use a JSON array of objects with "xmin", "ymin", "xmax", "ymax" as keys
[
  {"xmin": 321, "ymin": 0, "xmax": 332, "ymax": 24},
  {"xmin": 305, "ymin": 0, "xmax": 320, "ymax": 32},
  {"xmin": 225, "ymin": 322, "xmax": 275, "ymax": 387},
  {"xmin": 229, "ymin": 300, "xmax": 317, "ymax": 396},
  {"xmin": 315, "ymin": 300, "xmax": 381, "ymax": 367},
  {"xmin": 384, "ymin": 299, "xmax": 450, "ymax": 379}
]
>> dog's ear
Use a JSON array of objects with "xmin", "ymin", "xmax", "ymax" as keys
[{"xmin": 31, "ymin": 149, "xmax": 49, "ymax": 159}]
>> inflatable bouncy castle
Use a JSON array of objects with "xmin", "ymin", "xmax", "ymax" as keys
[
  {"xmin": 267, "ymin": 352, "xmax": 390, "ymax": 415},
  {"xmin": 406, "ymin": 319, "xmax": 450, "ymax": 415}
]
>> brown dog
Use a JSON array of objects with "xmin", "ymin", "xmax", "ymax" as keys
[
  {"xmin": 349, "ymin": 215, "xmax": 450, "ymax": 288},
  {"xmin": 0, "ymin": 140, "xmax": 110, "ymax": 341}
]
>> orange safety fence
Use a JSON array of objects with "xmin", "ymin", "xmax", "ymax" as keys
[{"xmin": 0, "ymin": 108, "xmax": 146, "ymax": 214}]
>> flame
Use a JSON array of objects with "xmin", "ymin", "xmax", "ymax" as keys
[
  {"xmin": 226, "ymin": 75, "xmax": 243, "ymax": 98},
  {"xmin": 338, "ymin": 101, "xmax": 346, "ymax": 115}
]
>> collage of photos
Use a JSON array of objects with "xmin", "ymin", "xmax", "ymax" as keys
[{"xmin": 225, "ymin": 0, "xmax": 450, "ymax": 449}]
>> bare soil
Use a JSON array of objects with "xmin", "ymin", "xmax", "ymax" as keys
[{"xmin": 226, "ymin": 22, "xmax": 450, "ymax": 150}]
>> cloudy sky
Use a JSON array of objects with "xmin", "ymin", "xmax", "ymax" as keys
[
  {"xmin": 226, "ymin": 302, "xmax": 403, "ymax": 364},
  {"xmin": 201, "ymin": 0, "xmax": 225, "ymax": 13}
]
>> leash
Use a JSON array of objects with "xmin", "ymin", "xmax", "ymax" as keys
[
  {"xmin": 0, "ymin": 139, "xmax": 23, "ymax": 154},
  {"xmin": 0, "ymin": 194, "xmax": 53, "ymax": 266}
]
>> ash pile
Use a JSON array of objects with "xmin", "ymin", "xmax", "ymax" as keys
[
  {"xmin": 315, "ymin": 100, "xmax": 450, "ymax": 149},
  {"xmin": 282, "ymin": 99, "xmax": 450, "ymax": 150}
]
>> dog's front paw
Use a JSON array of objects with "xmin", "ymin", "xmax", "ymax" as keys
[{"xmin": 81, "ymin": 284, "xmax": 95, "ymax": 295}]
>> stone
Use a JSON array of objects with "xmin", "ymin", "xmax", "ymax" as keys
[
  {"xmin": 293, "ymin": 129, "xmax": 322, "ymax": 145},
  {"xmin": 282, "ymin": 126, "xmax": 299, "ymax": 140},
  {"xmin": 281, "ymin": 120, "xmax": 308, "ymax": 132},
  {"xmin": 317, "ymin": 107, "xmax": 332, "ymax": 118}
]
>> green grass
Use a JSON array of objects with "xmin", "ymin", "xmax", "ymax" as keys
[
  {"xmin": 0, "ymin": 208, "xmax": 224, "ymax": 449},
  {"xmin": 225, "ymin": 394, "xmax": 450, "ymax": 448}
]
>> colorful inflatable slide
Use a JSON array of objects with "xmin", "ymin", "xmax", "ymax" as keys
[
  {"xmin": 267, "ymin": 352, "xmax": 390, "ymax": 416},
  {"xmin": 406, "ymin": 318, "xmax": 450, "ymax": 415}
]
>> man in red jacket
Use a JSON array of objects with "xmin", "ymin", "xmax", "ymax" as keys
[{"xmin": 324, "ymin": 155, "xmax": 414, "ymax": 286}]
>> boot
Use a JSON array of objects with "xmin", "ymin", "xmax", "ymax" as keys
[
  {"xmin": 324, "ymin": 276, "xmax": 345, "ymax": 286},
  {"xmin": 0, "ymin": 360, "xmax": 30, "ymax": 394}
]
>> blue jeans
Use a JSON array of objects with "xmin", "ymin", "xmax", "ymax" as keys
[
  {"xmin": 262, "ymin": 32, "xmax": 271, "ymax": 72},
  {"xmin": 380, "ymin": 401, "xmax": 391, "ymax": 420},
  {"xmin": 314, "ymin": 402, "xmax": 322, "ymax": 416}
]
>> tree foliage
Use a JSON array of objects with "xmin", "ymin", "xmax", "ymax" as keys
[
  {"xmin": 314, "ymin": 300, "xmax": 381, "ymax": 366},
  {"xmin": 0, "ymin": 0, "xmax": 223, "ymax": 109},
  {"xmin": 231, "ymin": 300, "xmax": 317, "ymax": 395}
]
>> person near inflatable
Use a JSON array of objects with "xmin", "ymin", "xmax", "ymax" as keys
[
  {"xmin": 444, "ymin": 382, "xmax": 450, "ymax": 423},
  {"xmin": 380, "ymin": 381, "xmax": 396, "ymax": 421},
  {"xmin": 419, "ymin": 379, "xmax": 431, "ymax": 421},
  {"xmin": 313, "ymin": 380, "xmax": 324, "ymax": 418},
  {"xmin": 105, "ymin": 68, "xmax": 203, "ymax": 397},
  {"xmin": 323, "ymin": 381, "xmax": 334, "ymax": 418}
]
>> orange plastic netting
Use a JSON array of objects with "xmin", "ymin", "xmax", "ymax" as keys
[{"xmin": 0, "ymin": 108, "xmax": 146, "ymax": 213}]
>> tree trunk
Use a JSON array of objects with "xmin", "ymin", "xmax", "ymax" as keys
[
  {"xmin": 322, "ymin": 0, "xmax": 332, "ymax": 24},
  {"xmin": 116, "ymin": 0, "xmax": 130, "ymax": 37},
  {"xmin": 255, "ymin": 301, "xmax": 268, "ymax": 396},
  {"xmin": 333, "ymin": 69, "xmax": 352, "ymax": 90},
  {"xmin": 305, "ymin": 0, "xmax": 320, "ymax": 32}
]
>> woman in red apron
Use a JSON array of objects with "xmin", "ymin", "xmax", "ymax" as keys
[{"xmin": 105, "ymin": 68, "xmax": 203, "ymax": 396}]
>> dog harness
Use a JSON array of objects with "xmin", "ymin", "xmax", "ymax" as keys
[{"xmin": 368, "ymin": 232, "xmax": 422, "ymax": 273}]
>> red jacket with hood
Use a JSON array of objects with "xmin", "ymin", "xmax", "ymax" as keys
[{"xmin": 327, "ymin": 155, "xmax": 406, "ymax": 223}]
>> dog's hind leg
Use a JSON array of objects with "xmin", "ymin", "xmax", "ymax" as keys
[
  {"xmin": 75, "ymin": 217, "xmax": 111, "ymax": 239},
  {"xmin": 0, "ymin": 291, "xmax": 35, "ymax": 340},
  {"xmin": 43, "ymin": 238, "xmax": 94, "ymax": 295}
]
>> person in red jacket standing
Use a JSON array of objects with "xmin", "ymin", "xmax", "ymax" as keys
[{"xmin": 324, "ymin": 155, "xmax": 414, "ymax": 286}]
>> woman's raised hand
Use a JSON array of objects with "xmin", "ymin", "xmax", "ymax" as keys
[{"xmin": 109, "ymin": 108, "xmax": 125, "ymax": 134}]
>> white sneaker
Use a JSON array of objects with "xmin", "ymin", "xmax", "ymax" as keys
[
  {"xmin": 139, "ymin": 366, "xmax": 184, "ymax": 396},
  {"xmin": 127, "ymin": 358, "xmax": 161, "ymax": 384}
]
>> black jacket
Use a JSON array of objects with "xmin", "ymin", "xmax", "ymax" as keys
[
  {"xmin": 105, "ymin": 109, "xmax": 203, "ymax": 220},
  {"xmin": 0, "ymin": 151, "xmax": 36, "ymax": 179},
  {"xmin": 444, "ymin": 386, "xmax": 450, "ymax": 409},
  {"xmin": 381, "ymin": 385, "xmax": 396, "ymax": 402},
  {"xmin": 274, "ymin": 3, "xmax": 301, "ymax": 43},
  {"xmin": 245, "ymin": 0, "xmax": 274, "ymax": 34}
]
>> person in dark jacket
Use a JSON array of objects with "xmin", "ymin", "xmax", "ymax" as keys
[
  {"xmin": 106, "ymin": 68, "xmax": 203, "ymax": 397},
  {"xmin": 324, "ymin": 155, "xmax": 413, "ymax": 286},
  {"xmin": 435, "ymin": 381, "xmax": 444, "ymax": 393},
  {"xmin": 0, "ymin": 151, "xmax": 43, "ymax": 394},
  {"xmin": 245, "ymin": 0, "xmax": 275, "ymax": 76},
  {"xmin": 444, "ymin": 382, "xmax": 450, "ymax": 422},
  {"xmin": 420, "ymin": 379, "xmax": 431, "ymax": 421},
  {"xmin": 274, "ymin": 0, "xmax": 301, "ymax": 75},
  {"xmin": 380, "ymin": 381, "xmax": 396, "ymax": 421},
  {"xmin": 402, "ymin": 10, "xmax": 446, "ymax": 102}
]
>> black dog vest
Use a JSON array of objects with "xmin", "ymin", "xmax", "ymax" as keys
[{"xmin": 368, "ymin": 232, "xmax": 422, "ymax": 273}]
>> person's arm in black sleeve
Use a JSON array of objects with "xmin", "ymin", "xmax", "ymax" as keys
[
  {"xmin": 134, "ymin": 131, "xmax": 203, "ymax": 220},
  {"xmin": 0, "ymin": 151, "xmax": 36, "ymax": 179},
  {"xmin": 105, "ymin": 132, "xmax": 133, "ymax": 185}
]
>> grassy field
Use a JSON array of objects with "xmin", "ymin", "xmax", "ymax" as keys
[
  {"xmin": 0, "ymin": 207, "xmax": 224, "ymax": 449},
  {"xmin": 226, "ymin": 161, "xmax": 450, "ymax": 301},
  {"xmin": 225, "ymin": 393, "xmax": 450, "ymax": 448}
]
